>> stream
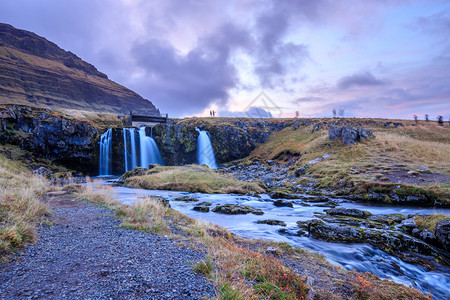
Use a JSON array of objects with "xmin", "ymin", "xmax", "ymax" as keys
[{"xmin": 99, "ymin": 179, "xmax": 450, "ymax": 299}]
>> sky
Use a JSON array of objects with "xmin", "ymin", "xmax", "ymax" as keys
[{"xmin": 1, "ymin": 0, "xmax": 449, "ymax": 119}]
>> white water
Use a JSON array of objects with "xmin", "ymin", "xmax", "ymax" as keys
[
  {"xmin": 196, "ymin": 128, "xmax": 218, "ymax": 169},
  {"xmin": 139, "ymin": 127, "xmax": 163, "ymax": 167},
  {"xmin": 123, "ymin": 128, "xmax": 138, "ymax": 172},
  {"xmin": 98, "ymin": 129, "xmax": 112, "ymax": 175},
  {"xmin": 98, "ymin": 181, "xmax": 450, "ymax": 299}
]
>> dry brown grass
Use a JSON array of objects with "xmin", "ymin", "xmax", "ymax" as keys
[
  {"xmin": 414, "ymin": 214, "xmax": 450, "ymax": 232},
  {"xmin": 0, "ymin": 155, "xmax": 51, "ymax": 259},
  {"xmin": 124, "ymin": 165, "xmax": 265, "ymax": 194}
]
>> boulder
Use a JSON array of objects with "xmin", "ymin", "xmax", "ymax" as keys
[
  {"xmin": 257, "ymin": 219, "xmax": 287, "ymax": 226},
  {"xmin": 294, "ymin": 164, "xmax": 309, "ymax": 177},
  {"xmin": 308, "ymin": 158, "xmax": 322, "ymax": 165},
  {"xmin": 193, "ymin": 202, "xmax": 212, "ymax": 212},
  {"xmin": 435, "ymin": 219, "xmax": 450, "ymax": 250},
  {"xmin": 212, "ymin": 204, "xmax": 264, "ymax": 215},
  {"xmin": 341, "ymin": 126, "xmax": 358, "ymax": 145},
  {"xmin": 328, "ymin": 125, "xmax": 374, "ymax": 145},
  {"xmin": 273, "ymin": 200, "xmax": 294, "ymax": 208},
  {"xmin": 419, "ymin": 229, "xmax": 436, "ymax": 244},
  {"xmin": 270, "ymin": 191, "xmax": 303, "ymax": 200},
  {"xmin": 174, "ymin": 196, "xmax": 199, "ymax": 202},
  {"xmin": 326, "ymin": 208, "xmax": 372, "ymax": 218}
]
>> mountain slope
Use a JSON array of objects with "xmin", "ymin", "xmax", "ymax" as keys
[{"xmin": 0, "ymin": 23, "xmax": 159, "ymax": 115}]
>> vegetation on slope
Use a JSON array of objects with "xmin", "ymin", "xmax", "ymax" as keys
[
  {"xmin": 244, "ymin": 120, "xmax": 450, "ymax": 203},
  {"xmin": 123, "ymin": 165, "xmax": 266, "ymax": 194},
  {"xmin": 0, "ymin": 154, "xmax": 50, "ymax": 260}
]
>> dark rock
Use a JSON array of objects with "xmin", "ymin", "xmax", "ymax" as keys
[
  {"xmin": 435, "ymin": 219, "xmax": 450, "ymax": 250},
  {"xmin": 193, "ymin": 202, "xmax": 212, "ymax": 212},
  {"xmin": 341, "ymin": 126, "xmax": 358, "ymax": 145},
  {"xmin": 294, "ymin": 164, "xmax": 309, "ymax": 177},
  {"xmin": 328, "ymin": 125, "xmax": 374, "ymax": 145},
  {"xmin": 265, "ymin": 247, "xmax": 278, "ymax": 255},
  {"xmin": 326, "ymin": 208, "xmax": 372, "ymax": 218},
  {"xmin": 212, "ymin": 204, "xmax": 264, "ymax": 215},
  {"xmin": 273, "ymin": 200, "xmax": 294, "ymax": 208},
  {"xmin": 0, "ymin": 105, "xmax": 98, "ymax": 173},
  {"xmin": 32, "ymin": 166, "xmax": 52, "ymax": 178},
  {"xmin": 174, "ymin": 196, "xmax": 199, "ymax": 202},
  {"xmin": 419, "ymin": 229, "xmax": 436, "ymax": 244},
  {"xmin": 328, "ymin": 126, "xmax": 343, "ymax": 140},
  {"xmin": 269, "ymin": 191, "xmax": 301, "ymax": 200},
  {"xmin": 256, "ymin": 219, "xmax": 287, "ymax": 226}
]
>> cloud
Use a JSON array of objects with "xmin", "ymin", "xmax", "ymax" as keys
[
  {"xmin": 128, "ymin": 23, "xmax": 250, "ymax": 116},
  {"xmin": 337, "ymin": 71, "xmax": 387, "ymax": 89}
]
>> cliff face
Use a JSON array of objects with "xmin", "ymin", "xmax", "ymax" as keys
[
  {"xmin": 0, "ymin": 105, "xmax": 98, "ymax": 173},
  {"xmin": 0, "ymin": 23, "xmax": 159, "ymax": 115}
]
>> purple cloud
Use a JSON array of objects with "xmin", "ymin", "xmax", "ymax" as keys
[{"xmin": 337, "ymin": 71, "xmax": 387, "ymax": 90}]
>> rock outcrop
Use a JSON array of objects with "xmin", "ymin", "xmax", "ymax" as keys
[
  {"xmin": 0, "ymin": 23, "xmax": 159, "ymax": 115},
  {"xmin": 0, "ymin": 105, "xmax": 97, "ymax": 172},
  {"xmin": 329, "ymin": 125, "xmax": 373, "ymax": 145}
]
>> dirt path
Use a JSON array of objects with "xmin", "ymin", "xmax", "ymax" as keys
[{"xmin": 0, "ymin": 196, "xmax": 214, "ymax": 299}]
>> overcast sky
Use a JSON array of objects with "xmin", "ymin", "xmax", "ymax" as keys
[{"xmin": 1, "ymin": 0, "xmax": 449, "ymax": 119}]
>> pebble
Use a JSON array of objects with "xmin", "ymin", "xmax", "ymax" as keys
[{"xmin": 0, "ymin": 201, "xmax": 214, "ymax": 299}]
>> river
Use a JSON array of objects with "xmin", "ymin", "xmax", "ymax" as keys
[{"xmin": 99, "ymin": 179, "xmax": 450, "ymax": 299}]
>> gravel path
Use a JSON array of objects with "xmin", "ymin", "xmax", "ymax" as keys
[{"xmin": 0, "ymin": 197, "xmax": 215, "ymax": 299}]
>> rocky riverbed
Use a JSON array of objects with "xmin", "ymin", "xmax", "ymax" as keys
[{"xmin": 0, "ymin": 195, "xmax": 214, "ymax": 299}]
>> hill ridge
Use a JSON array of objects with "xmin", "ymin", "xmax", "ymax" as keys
[{"xmin": 0, "ymin": 23, "xmax": 159, "ymax": 115}]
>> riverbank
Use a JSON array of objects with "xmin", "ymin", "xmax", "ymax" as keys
[
  {"xmin": 73, "ymin": 180, "xmax": 434, "ymax": 299},
  {"xmin": 0, "ymin": 194, "xmax": 214, "ymax": 299}
]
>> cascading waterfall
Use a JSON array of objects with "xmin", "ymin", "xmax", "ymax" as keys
[
  {"xmin": 123, "ymin": 128, "xmax": 138, "ymax": 172},
  {"xmin": 139, "ymin": 127, "xmax": 163, "ymax": 167},
  {"xmin": 196, "ymin": 128, "xmax": 218, "ymax": 169},
  {"xmin": 99, "ymin": 128, "xmax": 112, "ymax": 175}
]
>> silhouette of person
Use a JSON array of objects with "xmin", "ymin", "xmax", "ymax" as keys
[
  {"xmin": 438, "ymin": 116, "xmax": 443, "ymax": 126},
  {"xmin": 414, "ymin": 115, "xmax": 418, "ymax": 124},
  {"xmin": 425, "ymin": 114, "xmax": 429, "ymax": 122},
  {"xmin": 213, "ymin": 110, "xmax": 215, "ymax": 117},
  {"xmin": 210, "ymin": 110, "xmax": 212, "ymax": 117}
]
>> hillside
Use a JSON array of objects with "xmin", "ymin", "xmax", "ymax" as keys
[{"xmin": 0, "ymin": 23, "xmax": 159, "ymax": 115}]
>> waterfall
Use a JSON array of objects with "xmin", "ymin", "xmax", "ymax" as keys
[
  {"xmin": 123, "ymin": 128, "xmax": 138, "ymax": 172},
  {"xmin": 196, "ymin": 128, "xmax": 218, "ymax": 169},
  {"xmin": 99, "ymin": 129, "xmax": 112, "ymax": 175},
  {"xmin": 139, "ymin": 127, "xmax": 163, "ymax": 167}
]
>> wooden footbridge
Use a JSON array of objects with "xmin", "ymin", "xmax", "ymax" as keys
[{"xmin": 127, "ymin": 111, "xmax": 169, "ymax": 125}]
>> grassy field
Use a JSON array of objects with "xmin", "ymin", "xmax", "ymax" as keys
[
  {"xmin": 123, "ymin": 165, "xmax": 266, "ymax": 194},
  {"xmin": 0, "ymin": 154, "xmax": 51, "ymax": 260}
]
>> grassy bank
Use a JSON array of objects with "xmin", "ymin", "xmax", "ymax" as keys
[
  {"xmin": 0, "ymin": 155, "xmax": 50, "ymax": 260},
  {"xmin": 74, "ymin": 180, "xmax": 431, "ymax": 299},
  {"xmin": 123, "ymin": 165, "xmax": 266, "ymax": 194},
  {"xmin": 244, "ymin": 120, "xmax": 450, "ymax": 203}
]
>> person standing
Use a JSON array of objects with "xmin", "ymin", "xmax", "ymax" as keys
[
  {"xmin": 213, "ymin": 110, "xmax": 215, "ymax": 117},
  {"xmin": 210, "ymin": 110, "xmax": 212, "ymax": 117}
]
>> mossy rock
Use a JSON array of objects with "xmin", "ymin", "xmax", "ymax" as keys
[
  {"xmin": 174, "ymin": 196, "xmax": 199, "ymax": 202},
  {"xmin": 256, "ymin": 219, "xmax": 287, "ymax": 226},
  {"xmin": 212, "ymin": 204, "xmax": 264, "ymax": 215}
]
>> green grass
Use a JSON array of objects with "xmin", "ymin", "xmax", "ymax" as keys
[{"xmin": 123, "ymin": 165, "xmax": 265, "ymax": 194}]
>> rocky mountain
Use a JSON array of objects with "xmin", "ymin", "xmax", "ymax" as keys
[{"xmin": 0, "ymin": 23, "xmax": 159, "ymax": 115}]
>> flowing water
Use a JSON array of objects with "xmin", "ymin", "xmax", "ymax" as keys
[
  {"xmin": 196, "ymin": 128, "xmax": 218, "ymax": 169},
  {"xmin": 98, "ymin": 129, "xmax": 112, "ymax": 175},
  {"xmin": 138, "ymin": 127, "xmax": 163, "ymax": 167},
  {"xmin": 123, "ymin": 128, "xmax": 138, "ymax": 172},
  {"xmin": 101, "ymin": 181, "xmax": 450, "ymax": 299}
]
